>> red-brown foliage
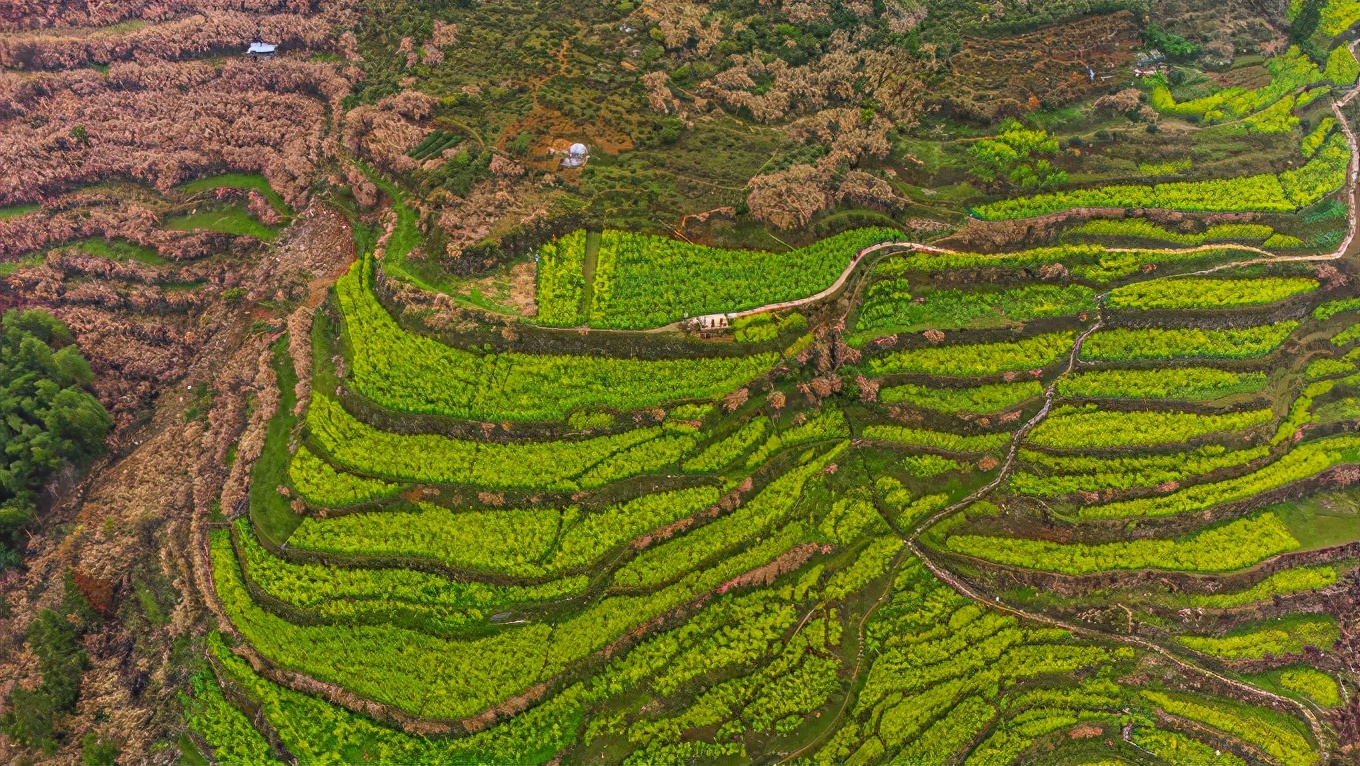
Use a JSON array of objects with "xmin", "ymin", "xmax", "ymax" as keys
[
  {"xmin": 247, "ymin": 189, "xmax": 283, "ymax": 225},
  {"xmin": 344, "ymin": 165, "xmax": 378, "ymax": 209},
  {"xmin": 0, "ymin": 11, "xmax": 332, "ymax": 70},
  {"xmin": 0, "ymin": 1, "xmax": 320, "ymax": 33},
  {"xmin": 343, "ymin": 90, "xmax": 437, "ymax": 176},
  {"xmin": 0, "ymin": 58, "xmax": 342, "ymax": 207},
  {"xmin": 0, "ymin": 191, "xmax": 228, "ymax": 261}
]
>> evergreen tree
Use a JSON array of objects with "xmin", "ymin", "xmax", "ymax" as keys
[{"xmin": 0, "ymin": 309, "xmax": 112, "ymax": 565}]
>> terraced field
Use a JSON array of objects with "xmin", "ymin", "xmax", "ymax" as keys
[
  {"xmin": 16, "ymin": 0, "xmax": 1360, "ymax": 762},
  {"xmin": 177, "ymin": 19, "xmax": 1360, "ymax": 766},
  {"xmin": 194, "ymin": 196, "xmax": 1360, "ymax": 762}
]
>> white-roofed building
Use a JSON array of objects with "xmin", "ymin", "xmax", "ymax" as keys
[{"xmin": 562, "ymin": 142, "xmax": 590, "ymax": 168}]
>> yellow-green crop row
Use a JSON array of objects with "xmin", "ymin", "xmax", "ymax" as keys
[
  {"xmin": 875, "ymin": 243, "xmax": 1243, "ymax": 284},
  {"xmin": 1139, "ymin": 690, "xmax": 1315, "ymax": 766},
  {"xmin": 818, "ymin": 555, "xmax": 1129, "ymax": 765},
  {"xmin": 1271, "ymin": 376, "xmax": 1358, "ymax": 444},
  {"xmin": 1064, "ymin": 219, "xmax": 1274, "ymax": 247},
  {"xmin": 1131, "ymin": 727, "xmax": 1245, "ymax": 766},
  {"xmin": 944, "ymin": 512, "xmax": 1300, "ymax": 574},
  {"xmin": 974, "ymin": 174, "xmax": 1298, "ymax": 220},
  {"xmin": 237, "ymin": 518, "xmax": 587, "ymax": 625},
  {"xmin": 1306, "ymin": 358, "xmax": 1357, "ymax": 380},
  {"xmin": 1056, "ymin": 367, "xmax": 1267, "ymax": 401},
  {"xmin": 1011, "ymin": 445, "xmax": 1268, "ymax": 496},
  {"xmin": 1316, "ymin": 297, "xmax": 1360, "ymax": 320},
  {"xmin": 743, "ymin": 408, "xmax": 849, "ymax": 469},
  {"xmin": 287, "ymin": 445, "xmax": 403, "ymax": 507},
  {"xmin": 306, "ymin": 393, "xmax": 697, "ymax": 491},
  {"xmin": 540, "ymin": 228, "xmax": 900, "ymax": 330},
  {"xmin": 869, "ymin": 332, "xmax": 1073, "ymax": 377},
  {"xmin": 973, "ymin": 131, "xmax": 1349, "ymax": 220},
  {"xmin": 1080, "ymin": 322, "xmax": 1297, "ymax": 361},
  {"xmin": 204, "ymin": 632, "xmax": 584, "ymax": 763},
  {"xmin": 1181, "ymin": 565, "xmax": 1339, "ymax": 609},
  {"xmin": 1106, "ymin": 277, "xmax": 1318, "ymax": 311},
  {"xmin": 853, "ymin": 281, "xmax": 1093, "ymax": 336},
  {"xmin": 1323, "ymin": 0, "xmax": 1360, "ymax": 36},
  {"xmin": 214, "ymin": 501, "xmax": 818, "ymax": 722},
  {"xmin": 536, "ymin": 229, "xmax": 588, "ymax": 325},
  {"xmin": 880, "ymin": 380, "xmax": 1044, "ymax": 414},
  {"xmin": 684, "ymin": 419, "xmax": 769, "ymax": 472},
  {"xmin": 183, "ymin": 663, "xmax": 280, "ymax": 765},
  {"xmin": 1332, "ymin": 322, "xmax": 1360, "ymax": 346},
  {"xmin": 864, "ymin": 425, "xmax": 1011, "ymax": 454},
  {"xmin": 1326, "ymin": 44, "xmax": 1360, "ymax": 85},
  {"xmin": 613, "ymin": 443, "xmax": 846, "ymax": 590},
  {"xmin": 1026, "ymin": 405, "xmax": 1272, "ymax": 449},
  {"xmin": 1303, "ymin": 118, "xmax": 1339, "ymax": 159},
  {"xmin": 1148, "ymin": 47, "xmax": 1320, "ymax": 122},
  {"xmin": 288, "ymin": 486, "xmax": 720, "ymax": 577},
  {"xmin": 337, "ymin": 256, "xmax": 776, "ymax": 421},
  {"xmin": 1177, "ymin": 615, "xmax": 1338, "ymax": 660},
  {"xmin": 1076, "ymin": 434, "xmax": 1360, "ymax": 519},
  {"xmin": 1277, "ymin": 667, "xmax": 1343, "ymax": 707}
]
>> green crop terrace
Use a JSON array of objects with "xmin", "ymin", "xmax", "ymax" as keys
[
  {"xmin": 183, "ymin": 7, "xmax": 1360, "ymax": 763},
  {"xmin": 192, "ymin": 210, "xmax": 1355, "ymax": 764}
]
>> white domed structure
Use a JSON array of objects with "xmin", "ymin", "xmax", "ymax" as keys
[{"xmin": 562, "ymin": 143, "xmax": 590, "ymax": 168}]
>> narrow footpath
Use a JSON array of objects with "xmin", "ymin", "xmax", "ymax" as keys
[
  {"xmin": 780, "ymin": 42, "xmax": 1360, "ymax": 761},
  {"xmin": 719, "ymin": 42, "xmax": 1360, "ymax": 329}
]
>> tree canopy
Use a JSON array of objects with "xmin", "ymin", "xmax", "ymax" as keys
[
  {"xmin": 968, "ymin": 119, "xmax": 1067, "ymax": 191},
  {"xmin": 0, "ymin": 309, "xmax": 111, "ymax": 564}
]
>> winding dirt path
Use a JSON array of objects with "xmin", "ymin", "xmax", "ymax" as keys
[
  {"xmin": 910, "ymin": 315, "xmax": 1105, "ymax": 535},
  {"xmin": 871, "ymin": 298, "xmax": 1337, "ymax": 753},
  {"xmin": 689, "ymin": 224, "xmax": 1343, "ymax": 329},
  {"xmin": 706, "ymin": 43, "xmax": 1360, "ymax": 329},
  {"xmin": 690, "ymin": 241, "xmax": 944, "ymax": 326},
  {"xmin": 907, "ymin": 539, "xmax": 1332, "ymax": 761},
  {"xmin": 778, "ymin": 50, "xmax": 1360, "ymax": 761},
  {"xmin": 207, "ymin": 46, "xmax": 1360, "ymax": 762},
  {"xmin": 779, "ymin": 548, "xmax": 908, "ymax": 763}
]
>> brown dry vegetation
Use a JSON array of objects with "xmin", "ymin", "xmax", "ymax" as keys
[
  {"xmin": 0, "ymin": 9, "xmax": 333, "ymax": 69},
  {"xmin": 0, "ymin": 57, "xmax": 347, "ymax": 207},
  {"xmin": 0, "ymin": 200, "xmax": 354, "ymax": 763},
  {"xmin": 0, "ymin": 2, "xmax": 355, "ymax": 429},
  {"xmin": 702, "ymin": 31, "xmax": 929, "ymax": 124},
  {"xmin": 0, "ymin": 3, "xmax": 360, "ymax": 758},
  {"xmin": 0, "ymin": 0, "xmax": 319, "ymax": 33},
  {"xmin": 935, "ymin": 11, "xmax": 1141, "ymax": 122},
  {"xmin": 0, "ymin": 185, "xmax": 255, "ymax": 260},
  {"xmin": 344, "ymin": 89, "xmax": 437, "ymax": 177},
  {"xmin": 1150, "ymin": 0, "xmax": 1288, "ymax": 62}
]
